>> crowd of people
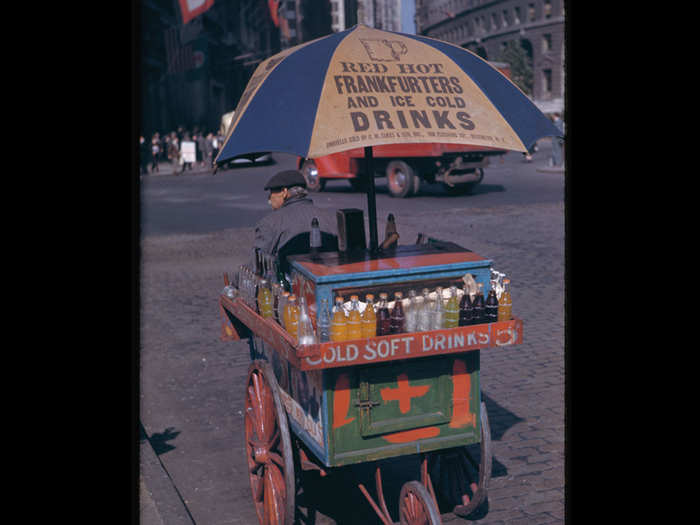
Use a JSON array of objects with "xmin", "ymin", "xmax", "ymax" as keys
[{"xmin": 139, "ymin": 125, "xmax": 225, "ymax": 175}]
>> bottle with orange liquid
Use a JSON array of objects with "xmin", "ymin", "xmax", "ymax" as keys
[
  {"xmin": 285, "ymin": 295, "xmax": 300, "ymax": 341},
  {"xmin": 497, "ymin": 278, "xmax": 512, "ymax": 321},
  {"xmin": 330, "ymin": 296, "xmax": 348, "ymax": 342},
  {"xmin": 361, "ymin": 294, "xmax": 377, "ymax": 338},
  {"xmin": 257, "ymin": 279, "xmax": 274, "ymax": 319},
  {"xmin": 347, "ymin": 295, "xmax": 363, "ymax": 340}
]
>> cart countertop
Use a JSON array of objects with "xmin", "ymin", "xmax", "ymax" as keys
[{"xmin": 288, "ymin": 242, "xmax": 490, "ymax": 282}]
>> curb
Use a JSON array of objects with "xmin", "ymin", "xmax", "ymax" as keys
[{"xmin": 139, "ymin": 423, "xmax": 195, "ymax": 525}]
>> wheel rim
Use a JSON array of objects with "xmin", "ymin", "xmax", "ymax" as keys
[
  {"xmin": 400, "ymin": 481, "xmax": 441, "ymax": 525},
  {"xmin": 245, "ymin": 363, "xmax": 294, "ymax": 525},
  {"xmin": 303, "ymin": 161, "xmax": 320, "ymax": 190},
  {"xmin": 388, "ymin": 166, "xmax": 407, "ymax": 194}
]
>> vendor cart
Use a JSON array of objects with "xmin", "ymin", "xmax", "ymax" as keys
[{"xmin": 219, "ymin": 240, "xmax": 523, "ymax": 525}]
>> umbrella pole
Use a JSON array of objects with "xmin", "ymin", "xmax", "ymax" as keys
[{"xmin": 364, "ymin": 146, "xmax": 378, "ymax": 253}]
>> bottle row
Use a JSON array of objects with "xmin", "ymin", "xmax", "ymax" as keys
[{"xmin": 238, "ymin": 272, "xmax": 512, "ymax": 346}]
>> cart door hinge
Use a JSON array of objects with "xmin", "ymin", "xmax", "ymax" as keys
[{"xmin": 356, "ymin": 382, "xmax": 379, "ymax": 412}]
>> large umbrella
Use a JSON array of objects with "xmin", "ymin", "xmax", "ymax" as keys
[{"xmin": 215, "ymin": 24, "xmax": 562, "ymax": 251}]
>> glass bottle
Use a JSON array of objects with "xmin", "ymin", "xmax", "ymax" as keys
[
  {"xmin": 275, "ymin": 259, "xmax": 291, "ymax": 292},
  {"xmin": 330, "ymin": 296, "xmax": 348, "ymax": 342},
  {"xmin": 347, "ymin": 295, "xmax": 363, "ymax": 340},
  {"xmin": 417, "ymin": 289, "xmax": 431, "ymax": 332},
  {"xmin": 390, "ymin": 291, "xmax": 405, "ymax": 334},
  {"xmin": 405, "ymin": 289, "xmax": 417, "ymax": 333},
  {"xmin": 257, "ymin": 279, "xmax": 274, "ymax": 319},
  {"xmin": 459, "ymin": 285, "xmax": 474, "ymax": 326},
  {"xmin": 361, "ymin": 294, "xmax": 377, "ymax": 338},
  {"xmin": 271, "ymin": 282, "xmax": 281, "ymax": 322},
  {"xmin": 297, "ymin": 296, "xmax": 317, "ymax": 345},
  {"xmin": 430, "ymin": 286, "xmax": 444, "ymax": 330},
  {"xmin": 472, "ymin": 283, "xmax": 485, "ymax": 325},
  {"xmin": 376, "ymin": 293, "xmax": 391, "ymax": 336},
  {"xmin": 278, "ymin": 291, "xmax": 290, "ymax": 328},
  {"xmin": 317, "ymin": 298, "xmax": 331, "ymax": 342},
  {"xmin": 444, "ymin": 286, "xmax": 460, "ymax": 328},
  {"xmin": 285, "ymin": 295, "xmax": 300, "ymax": 341},
  {"xmin": 310, "ymin": 217, "xmax": 321, "ymax": 258},
  {"xmin": 485, "ymin": 287, "xmax": 499, "ymax": 323},
  {"xmin": 498, "ymin": 278, "xmax": 512, "ymax": 321}
]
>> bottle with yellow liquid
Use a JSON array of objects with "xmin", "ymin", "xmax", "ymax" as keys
[
  {"xmin": 444, "ymin": 285, "xmax": 460, "ymax": 328},
  {"xmin": 361, "ymin": 294, "xmax": 377, "ymax": 338},
  {"xmin": 257, "ymin": 279, "xmax": 274, "ymax": 319},
  {"xmin": 330, "ymin": 296, "xmax": 348, "ymax": 342},
  {"xmin": 347, "ymin": 295, "xmax": 363, "ymax": 340},
  {"xmin": 285, "ymin": 295, "xmax": 300, "ymax": 341},
  {"xmin": 498, "ymin": 278, "xmax": 512, "ymax": 321}
]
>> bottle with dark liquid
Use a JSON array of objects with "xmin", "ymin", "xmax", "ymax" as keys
[
  {"xmin": 377, "ymin": 293, "xmax": 391, "ymax": 336},
  {"xmin": 485, "ymin": 287, "xmax": 499, "ymax": 323},
  {"xmin": 472, "ymin": 283, "xmax": 485, "ymax": 324},
  {"xmin": 390, "ymin": 291, "xmax": 405, "ymax": 334},
  {"xmin": 459, "ymin": 285, "xmax": 474, "ymax": 326}
]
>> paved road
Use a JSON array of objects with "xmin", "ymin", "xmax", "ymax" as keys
[{"xmin": 139, "ymin": 142, "xmax": 565, "ymax": 524}]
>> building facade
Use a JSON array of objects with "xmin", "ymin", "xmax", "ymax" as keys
[{"xmin": 415, "ymin": 0, "xmax": 565, "ymax": 114}]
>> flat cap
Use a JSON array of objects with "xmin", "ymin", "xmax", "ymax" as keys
[{"xmin": 264, "ymin": 170, "xmax": 307, "ymax": 191}]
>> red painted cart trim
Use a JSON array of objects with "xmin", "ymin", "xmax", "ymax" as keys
[
  {"xmin": 221, "ymin": 295, "xmax": 522, "ymax": 371},
  {"xmin": 220, "ymin": 296, "xmax": 302, "ymax": 369}
]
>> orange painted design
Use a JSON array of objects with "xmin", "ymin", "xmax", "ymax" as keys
[
  {"xmin": 381, "ymin": 426, "xmax": 440, "ymax": 443},
  {"xmin": 297, "ymin": 252, "xmax": 486, "ymax": 277},
  {"xmin": 332, "ymin": 373, "xmax": 356, "ymax": 429},
  {"xmin": 449, "ymin": 359, "xmax": 475, "ymax": 428},
  {"xmin": 380, "ymin": 373, "xmax": 430, "ymax": 414}
]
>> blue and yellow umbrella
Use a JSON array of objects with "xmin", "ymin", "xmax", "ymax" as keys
[{"xmin": 215, "ymin": 24, "xmax": 562, "ymax": 249}]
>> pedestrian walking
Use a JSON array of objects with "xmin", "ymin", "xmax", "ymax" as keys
[
  {"xmin": 139, "ymin": 135, "xmax": 150, "ymax": 175},
  {"xmin": 167, "ymin": 132, "xmax": 179, "ymax": 168},
  {"xmin": 150, "ymin": 135, "xmax": 161, "ymax": 173},
  {"xmin": 550, "ymin": 113, "xmax": 565, "ymax": 167},
  {"xmin": 197, "ymin": 132, "xmax": 207, "ymax": 167},
  {"xmin": 204, "ymin": 132, "xmax": 214, "ymax": 167}
]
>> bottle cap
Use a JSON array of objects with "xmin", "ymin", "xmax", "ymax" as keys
[
  {"xmin": 365, "ymin": 294, "xmax": 374, "ymax": 301},
  {"xmin": 394, "ymin": 291, "xmax": 403, "ymax": 298}
]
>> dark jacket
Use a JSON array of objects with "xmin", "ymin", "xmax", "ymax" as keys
[{"xmin": 252, "ymin": 194, "xmax": 338, "ymax": 267}]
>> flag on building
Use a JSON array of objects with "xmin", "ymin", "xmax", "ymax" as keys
[{"xmin": 178, "ymin": 0, "xmax": 215, "ymax": 25}]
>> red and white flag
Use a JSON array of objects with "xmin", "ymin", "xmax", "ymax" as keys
[{"xmin": 178, "ymin": 0, "xmax": 215, "ymax": 25}]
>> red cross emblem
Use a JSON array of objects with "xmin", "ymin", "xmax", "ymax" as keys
[{"xmin": 380, "ymin": 373, "xmax": 430, "ymax": 414}]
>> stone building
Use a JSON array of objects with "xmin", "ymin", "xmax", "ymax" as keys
[{"xmin": 415, "ymin": 0, "xmax": 565, "ymax": 114}]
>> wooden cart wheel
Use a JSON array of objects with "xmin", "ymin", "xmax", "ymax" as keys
[
  {"xmin": 399, "ymin": 480, "xmax": 442, "ymax": 525},
  {"xmin": 427, "ymin": 401, "xmax": 491, "ymax": 518},
  {"xmin": 244, "ymin": 360, "xmax": 296, "ymax": 525}
]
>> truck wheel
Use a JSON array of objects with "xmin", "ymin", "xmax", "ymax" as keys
[
  {"xmin": 301, "ymin": 159, "xmax": 325, "ymax": 192},
  {"xmin": 386, "ymin": 160, "xmax": 417, "ymax": 198}
]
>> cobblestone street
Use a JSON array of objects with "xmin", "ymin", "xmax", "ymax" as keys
[{"xmin": 139, "ymin": 177, "xmax": 565, "ymax": 525}]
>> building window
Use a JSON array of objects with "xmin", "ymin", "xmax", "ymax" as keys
[
  {"xmin": 491, "ymin": 13, "xmax": 498, "ymax": 30},
  {"xmin": 528, "ymin": 3, "xmax": 536, "ymax": 22},
  {"xmin": 543, "ymin": 68, "xmax": 552, "ymax": 96},
  {"xmin": 542, "ymin": 33, "xmax": 552, "ymax": 53},
  {"xmin": 503, "ymin": 10, "xmax": 509, "ymax": 27},
  {"xmin": 514, "ymin": 7, "xmax": 521, "ymax": 24},
  {"xmin": 544, "ymin": 0, "xmax": 552, "ymax": 19}
]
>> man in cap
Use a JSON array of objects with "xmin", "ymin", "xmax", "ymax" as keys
[{"xmin": 251, "ymin": 170, "xmax": 337, "ymax": 271}]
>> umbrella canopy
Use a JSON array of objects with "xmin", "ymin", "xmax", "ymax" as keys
[{"xmin": 215, "ymin": 24, "xmax": 561, "ymax": 164}]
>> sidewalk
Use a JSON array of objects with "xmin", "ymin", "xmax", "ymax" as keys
[
  {"xmin": 140, "ymin": 423, "xmax": 195, "ymax": 525},
  {"xmin": 142, "ymin": 161, "xmax": 213, "ymax": 177}
]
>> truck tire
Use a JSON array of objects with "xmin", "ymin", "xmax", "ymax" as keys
[
  {"xmin": 386, "ymin": 160, "xmax": 417, "ymax": 198},
  {"xmin": 301, "ymin": 159, "xmax": 325, "ymax": 192}
]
